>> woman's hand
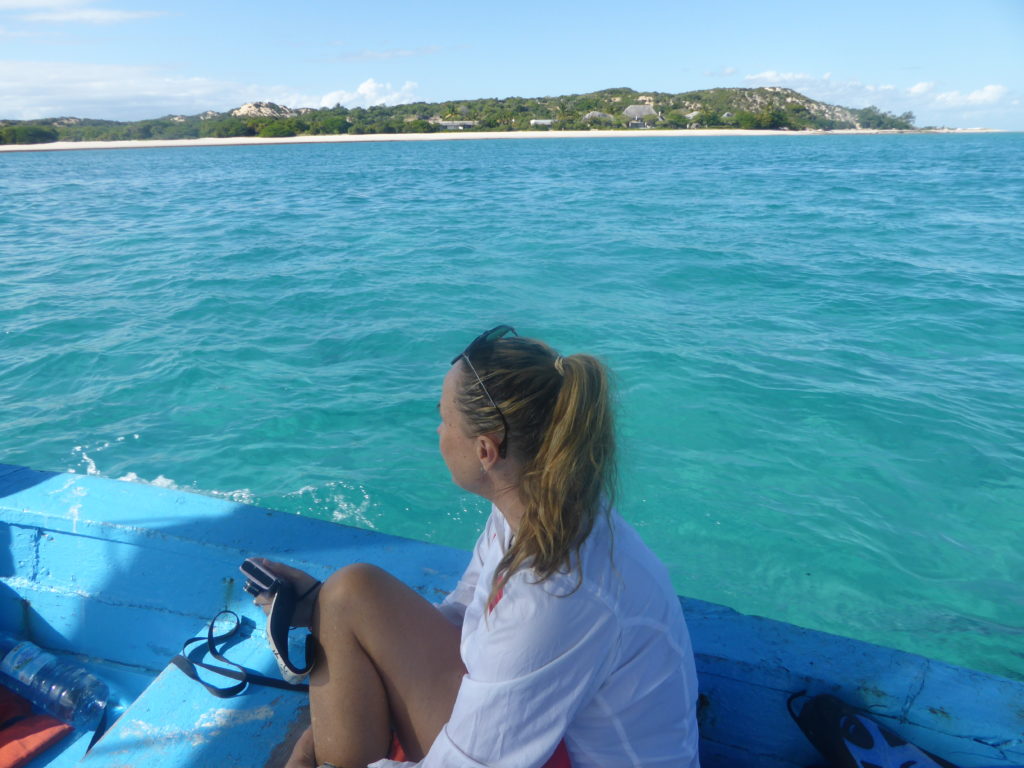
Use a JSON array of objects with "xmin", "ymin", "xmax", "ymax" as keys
[{"xmin": 249, "ymin": 557, "xmax": 321, "ymax": 628}]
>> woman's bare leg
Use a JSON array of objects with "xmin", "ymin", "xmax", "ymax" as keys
[
  {"xmin": 304, "ymin": 562, "xmax": 466, "ymax": 768},
  {"xmin": 282, "ymin": 726, "xmax": 315, "ymax": 768}
]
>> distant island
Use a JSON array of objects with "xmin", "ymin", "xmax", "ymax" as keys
[{"xmin": 1, "ymin": 86, "xmax": 922, "ymax": 146}]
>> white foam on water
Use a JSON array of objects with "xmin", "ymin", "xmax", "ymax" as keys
[
  {"xmin": 63, "ymin": 435, "xmax": 253, "ymax": 504},
  {"xmin": 69, "ymin": 434, "xmax": 139, "ymax": 476},
  {"xmin": 284, "ymin": 481, "xmax": 377, "ymax": 529},
  {"xmin": 70, "ymin": 445, "xmax": 100, "ymax": 476},
  {"xmin": 116, "ymin": 470, "xmax": 256, "ymax": 505}
]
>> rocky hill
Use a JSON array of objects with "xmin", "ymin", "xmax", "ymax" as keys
[
  {"xmin": 673, "ymin": 86, "xmax": 861, "ymax": 125},
  {"xmin": 0, "ymin": 87, "xmax": 917, "ymax": 144},
  {"xmin": 229, "ymin": 102, "xmax": 317, "ymax": 119}
]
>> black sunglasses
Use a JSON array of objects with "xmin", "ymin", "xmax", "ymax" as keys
[{"xmin": 451, "ymin": 325, "xmax": 518, "ymax": 458}]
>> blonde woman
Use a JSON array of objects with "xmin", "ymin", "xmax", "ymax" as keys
[{"xmin": 259, "ymin": 326, "xmax": 700, "ymax": 768}]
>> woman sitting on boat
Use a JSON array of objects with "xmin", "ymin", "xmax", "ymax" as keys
[{"xmin": 259, "ymin": 325, "xmax": 701, "ymax": 768}]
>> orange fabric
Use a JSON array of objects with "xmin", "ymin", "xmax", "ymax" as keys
[
  {"xmin": 387, "ymin": 734, "xmax": 571, "ymax": 767},
  {"xmin": 544, "ymin": 741, "xmax": 572, "ymax": 768},
  {"xmin": 0, "ymin": 715, "xmax": 73, "ymax": 768},
  {"xmin": 388, "ymin": 733, "xmax": 408, "ymax": 761},
  {"xmin": 0, "ymin": 685, "xmax": 73, "ymax": 768},
  {"xmin": 486, "ymin": 586, "xmax": 505, "ymax": 614},
  {"xmin": 0, "ymin": 687, "xmax": 30, "ymax": 724}
]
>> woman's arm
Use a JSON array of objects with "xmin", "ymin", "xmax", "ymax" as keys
[{"xmin": 435, "ymin": 507, "xmax": 501, "ymax": 626}]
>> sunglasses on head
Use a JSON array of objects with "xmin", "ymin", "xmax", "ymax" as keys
[{"xmin": 451, "ymin": 325, "xmax": 518, "ymax": 458}]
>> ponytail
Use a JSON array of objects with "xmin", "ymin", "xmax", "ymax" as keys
[{"xmin": 453, "ymin": 336, "xmax": 617, "ymax": 605}]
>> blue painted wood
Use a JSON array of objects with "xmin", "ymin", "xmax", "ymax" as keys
[
  {"xmin": 682, "ymin": 596, "xmax": 1024, "ymax": 767},
  {"xmin": 1, "ymin": 465, "xmax": 467, "ymax": 660},
  {"xmin": 3, "ymin": 463, "xmax": 1023, "ymax": 768},
  {"xmin": 83, "ymin": 627, "xmax": 312, "ymax": 768}
]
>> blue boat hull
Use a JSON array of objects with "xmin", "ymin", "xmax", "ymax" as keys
[{"xmin": 2, "ymin": 464, "xmax": 1022, "ymax": 767}]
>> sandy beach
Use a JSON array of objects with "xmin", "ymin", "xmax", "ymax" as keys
[{"xmin": 0, "ymin": 127, "xmax": 985, "ymax": 153}]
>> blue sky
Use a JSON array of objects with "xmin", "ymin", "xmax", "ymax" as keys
[{"xmin": 1, "ymin": 0, "xmax": 1021, "ymax": 128}]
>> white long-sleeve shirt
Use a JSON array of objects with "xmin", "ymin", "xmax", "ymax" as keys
[{"xmin": 371, "ymin": 506, "xmax": 700, "ymax": 768}]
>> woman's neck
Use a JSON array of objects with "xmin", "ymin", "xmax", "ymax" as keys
[{"xmin": 490, "ymin": 482, "xmax": 525, "ymax": 533}]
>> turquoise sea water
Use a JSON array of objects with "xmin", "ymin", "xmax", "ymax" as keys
[{"xmin": 1, "ymin": 134, "xmax": 1022, "ymax": 680}]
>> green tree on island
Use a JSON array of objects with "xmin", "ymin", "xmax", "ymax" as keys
[{"xmin": 0, "ymin": 87, "xmax": 924, "ymax": 145}]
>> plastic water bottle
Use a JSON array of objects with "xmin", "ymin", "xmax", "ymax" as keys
[{"xmin": 0, "ymin": 633, "xmax": 108, "ymax": 730}]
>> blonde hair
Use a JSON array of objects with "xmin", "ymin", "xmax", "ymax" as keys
[{"xmin": 454, "ymin": 335, "xmax": 617, "ymax": 605}]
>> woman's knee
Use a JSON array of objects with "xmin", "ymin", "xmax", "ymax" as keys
[{"xmin": 318, "ymin": 562, "xmax": 392, "ymax": 618}]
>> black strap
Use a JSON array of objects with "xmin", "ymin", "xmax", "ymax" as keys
[
  {"xmin": 786, "ymin": 689, "xmax": 807, "ymax": 721},
  {"xmin": 170, "ymin": 611, "xmax": 308, "ymax": 698}
]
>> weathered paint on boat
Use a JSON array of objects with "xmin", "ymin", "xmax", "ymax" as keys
[{"xmin": 1, "ymin": 463, "xmax": 1022, "ymax": 767}]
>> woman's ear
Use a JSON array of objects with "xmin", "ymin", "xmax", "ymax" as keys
[{"xmin": 476, "ymin": 433, "xmax": 503, "ymax": 471}]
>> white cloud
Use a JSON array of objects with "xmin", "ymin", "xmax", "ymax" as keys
[
  {"xmin": 2, "ymin": 0, "xmax": 164, "ymax": 24},
  {"xmin": 320, "ymin": 78, "xmax": 418, "ymax": 109},
  {"xmin": 23, "ymin": 7, "xmax": 163, "ymax": 21},
  {"xmin": 0, "ymin": 0, "xmax": 76, "ymax": 7},
  {"xmin": 704, "ymin": 66, "xmax": 736, "ymax": 77},
  {"xmin": 746, "ymin": 70, "xmax": 999, "ymax": 107},
  {"xmin": 745, "ymin": 70, "xmax": 815, "ymax": 84},
  {"xmin": 0, "ymin": 59, "xmax": 319, "ymax": 120},
  {"xmin": 740, "ymin": 68, "xmax": 1017, "ymax": 127},
  {"xmin": 935, "ymin": 84, "xmax": 1008, "ymax": 107},
  {"xmin": 742, "ymin": 71, "xmax": 888, "ymax": 108},
  {"xmin": 335, "ymin": 46, "xmax": 440, "ymax": 62}
]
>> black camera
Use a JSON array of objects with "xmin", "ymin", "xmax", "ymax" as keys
[{"xmin": 240, "ymin": 558, "xmax": 284, "ymax": 597}]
